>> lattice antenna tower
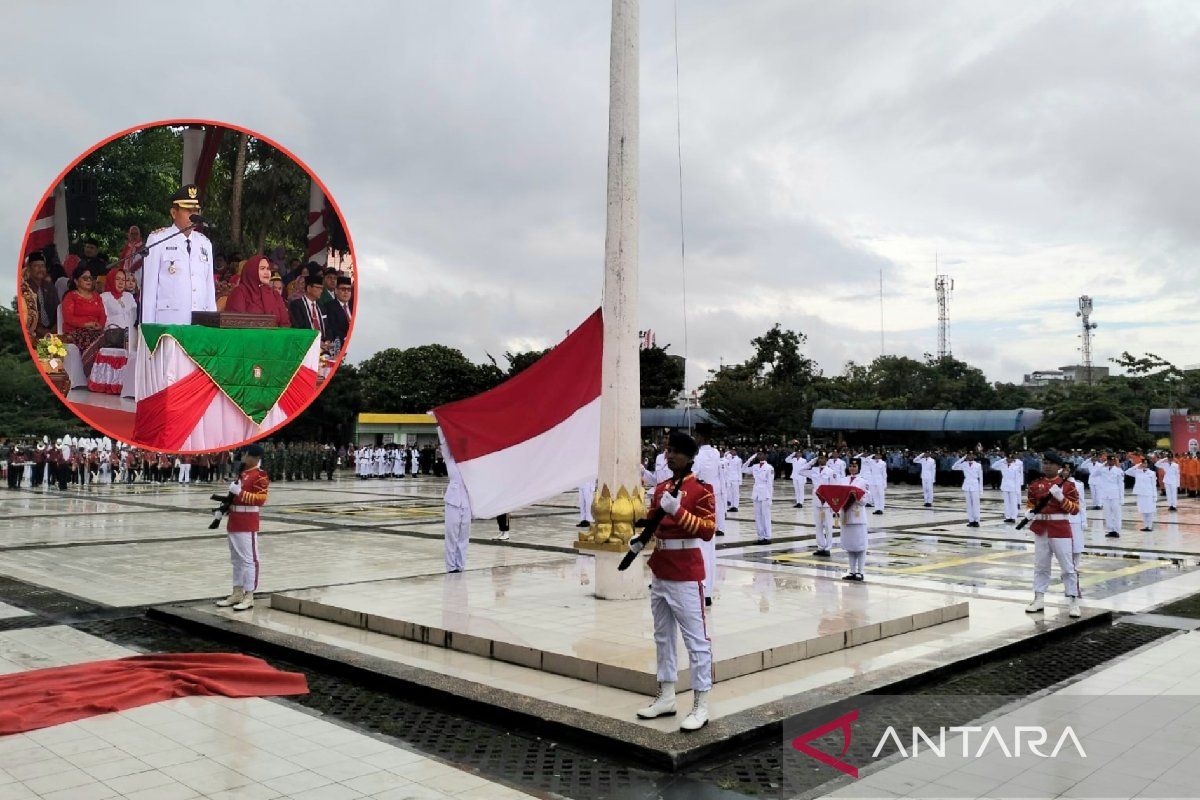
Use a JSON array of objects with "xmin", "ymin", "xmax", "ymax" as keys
[
  {"xmin": 934, "ymin": 256, "xmax": 953, "ymax": 358},
  {"xmin": 1077, "ymin": 295, "xmax": 1098, "ymax": 385}
]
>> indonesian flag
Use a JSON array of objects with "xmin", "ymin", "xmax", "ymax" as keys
[
  {"xmin": 432, "ymin": 309, "xmax": 602, "ymax": 518},
  {"xmin": 815, "ymin": 483, "xmax": 866, "ymax": 514},
  {"xmin": 27, "ymin": 194, "xmax": 56, "ymax": 254}
]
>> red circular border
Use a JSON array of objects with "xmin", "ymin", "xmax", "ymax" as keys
[{"xmin": 15, "ymin": 118, "xmax": 358, "ymax": 454}]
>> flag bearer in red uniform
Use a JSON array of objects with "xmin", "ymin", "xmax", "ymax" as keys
[
  {"xmin": 1025, "ymin": 451, "xmax": 1081, "ymax": 618},
  {"xmin": 632, "ymin": 430, "xmax": 717, "ymax": 731},
  {"xmin": 216, "ymin": 444, "xmax": 270, "ymax": 611}
]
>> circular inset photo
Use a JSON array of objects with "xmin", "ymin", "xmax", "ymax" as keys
[{"xmin": 17, "ymin": 120, "xmax": 356, "ymax": 453}]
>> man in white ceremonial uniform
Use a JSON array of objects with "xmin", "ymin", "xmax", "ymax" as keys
[
  {"xmin": 356, "ymin": 446, "xmax": 370, "ymax": 478},
  {"xmin": 374, "ymin": 446, "xmax": 387, "ymax": 478},
  {"xmin": 992, "ymin": 454, "xmax": 1025, "ymax": 523},
  {"xmin": 1081, "ymin": 452, "xmax": 1105, "ymax": 510},
  {"xmin": 577, "ymin": 481, "xmax": 595, "ymax": 528},
  {"xmin": 1125, "ymin": 459, "xmax": 1158, "ymax": 531},
  {"xmin": 913, "ymin": 452, "xmax": 937, "ymax": 507},
  {"xmin": 1098, "ymin": 454, "xmax": 1125, "ymax": 537},
  {"xmin": 692, "ymin": 425, "xmax": 725, "ymax": 605},
  {"xmin": 440, "ymin": 429, "xmax": 471, "ymax": 572},
  {"xmin": 141, "ymin": 185, "xmax": 217, "ymax": 325},
  {"xmin": 785, "ymin": 447, "xmax": 808, "ymax": 508},
  {"xmin": 827, "ymin": 453, "xmax": 847, "ymax": 479},
  {"xmin": 1156, "ymin": 454, "xmax": 1180, "ymax": 512},
  {"xmin": 860, "ymin": 453, "xmax": 887, "ymax": 514},
  {"xmin": 408, "ymin": 445, "xmax": 420, "ymax": 476},
  {"xmin": 952, "ymin": 453, "xmax": 984, "ymax": 527},
  {"xmin": 796, "ymin": 454, "xmax": 838, "ymax": 557},
  {"xmin": 724, "ymin": 449, "xmax": 743, "ymax": 512},
  {"xmin": 1066, "ymin": 468, "xmax": 1087, "ymax": 575},
  {"xmin": 745, "ymin": 454, "xmax": 774, "ymax": 543}
]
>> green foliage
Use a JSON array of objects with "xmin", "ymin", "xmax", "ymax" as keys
[
  {"xmin": 66, "ymin": 126, "xmax": 321, "ymax": 263},
  {"xmin": 1028, "ymin": 383, "xmax": 1154, "ymax": 450},
  {"xmin": 358, "ymin": 345, "xmax": 503, "ymax": 412},
  {"xmin": 639, "ymin": 346, "xmax": 684, "ymax": 408},
  {"xmin": 503, "ymin": 348, "xmax": 549, "ymax": 377},
  {"xmin": 277, "ymin": 363, "xmax": 363, "ymax": 444},
  {"xmin": 702, "ymin": 325, "xmax": 819, "ymax": 435}
]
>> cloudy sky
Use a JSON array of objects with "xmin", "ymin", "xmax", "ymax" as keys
[{"xmin": 3, "ymin": 1, "xmax": 1198, "ymax": 389}]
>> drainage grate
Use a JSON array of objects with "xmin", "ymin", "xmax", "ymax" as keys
[
  {"xmin": 1148, "ymin": 589, "xmax": 1200, "ymax": 619},
  {"xmin": 0, "ymin": 576, "xmax": 105, "ymax": 618}
]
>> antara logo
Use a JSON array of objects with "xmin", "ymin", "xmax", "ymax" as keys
[{"xmin": 790, "ymin": 710, "xmax": 1086, "ymax": 779}]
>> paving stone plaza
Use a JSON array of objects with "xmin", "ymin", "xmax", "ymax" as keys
[{"xmin": 2, "ymin": 474, "xmax": 1200, "ymax": 799}]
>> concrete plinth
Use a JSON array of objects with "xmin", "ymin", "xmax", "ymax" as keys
[{"xmin": 591, "ymin": 549, "xmax": 649, "ymax": 600}]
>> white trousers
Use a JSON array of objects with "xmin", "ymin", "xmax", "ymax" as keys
[
  {"xmin": 579, "ymin": 485, "xmax": 595, "ymax": 523},
  {"xmin": 1002, "ymin": 490, "xmax": 1020, "ymax": 520},
  {"xmin": 726, "ymin": 479, "xmax": 739, "ymax": 509},
  {"xmin": 704, "ymin": 485, "xmax": 726, "ymax": 597},
  {"xmin": 1087, "ymin": 483, "xmax": 1100, "ymax": 507},
  {"xmin": 650, "ymin": 577, "xmax": 712, "ymax": 692},
  {"xmin": 179, "ymin": 464, "xmax": 191, "ymax": 483},
  {"xmin": 921, "ymin": 478, "xmax": 934, "ymax": 505},
  {"xmin": 813, "ymin": 504, "xmax": 833, "ymax": 550},
  {"xmin": 1165, "ymin": 485, "xmax": 1178, "ymax": 507},
  {"xmin": 754, "ymin": 497, "xmax": 772, "ymax": 541},
  {"xmin": 873, "ymin": 484, "xmax": 886, "ymax": 512},
  {"xmin": 227, "ymin": 531, "xmax": 259, "ymax": 592},
  {"xmin": 444, "ymin": 504, "xmax": 470, "ymax": 572},
  {"xmin": 791, "ymin": 477, "xmax": 806, "ymax": 505},
  {"xmin": 963, "ymin": 490, "xmax": 981, "ymax": 523},
  {"xmin": 1102, "ymin": 494, "xmax": 1123, "ymax": 533},
  {"xmin": 1034, "ymin": 535, "xmax": 1077, "ymax": 597}
]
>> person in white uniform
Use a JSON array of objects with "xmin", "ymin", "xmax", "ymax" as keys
[
  {"xmin": 745, "ymin": 453, "xmax": 774, "ymax": 543},
  {"xmin": 724, "ymin": 449, "xmax": 743, "ymax": 512},
  {"xmin": 692, "ymin": 425, "xmax": 726, "ymax": 605},
  {"xmin": 440, "ymin": 429, "xmax": 471, "ymax": 572},
  {"xmin": 785, "ymin": 446, "xmax": 808, "ymax": 508},
  {"xmin": 1081, "ymin": 452, "xmax": 1105, "ymax": 510},
  {"xmin": 796, "ymin": 454, "xmax": 838, "ymax": 557},
  {"xmin": 913, "ymin": 452, "xmax": 937, "ymax": 507},
  {"xmin": 1098, "ymin": 454, "xmax": 1125, "ymax": 538},
  {"xmin": 1156, "ymin": 454, "xmax": 1180, "ymax": 512},
  {"xmin": 836, "ymin": 458, "xmax": 872, "ymax": 581},
  {"xmin": 952, "ymin": 453, "xmax": 984, "ymax": 527},
  {"xmin": 1066, "ymin": 468, "xmax": 1087, "ymax": 578},
  {"xmin": 140, "ymin": 185, "xmax": 217, "ymax": 325},
  {"xmin": 1125, "ymin": 459, "xmax": 1158, "ymax": 531},
  {"xmin": 992, "ymin": 454, "xmax": 1025, "ymax": 523},
  {"xmin": 577, "ymin": 481, "xmax": 595, "ymax": 528},
  {"xmin": 827, "ymin": 453, "xmax": 847, "ymax": 479},
  {"xmin": 858, "ymin": 453, "xmax": 887, "ymax": 514}
]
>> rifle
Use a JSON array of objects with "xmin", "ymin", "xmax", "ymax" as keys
[
  {"xmin": 208, "ymin": 491, "xmax": 236, "ymax": 530},
  {"xmin": 618, "ymin": 473, "xmax": 686, "ymax": 571},
  {"xmin": 1014, "ymin": 479, "xmax": 1061, "ymax": 531}
]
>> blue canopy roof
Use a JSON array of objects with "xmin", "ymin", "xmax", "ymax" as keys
[
  {"xmin": 812, "ymin": 408, "xmax": 1044, "ymax": 433},
  {"xmin": 640, "ymin": 408, "xmax": 715, "ymax": 428}
]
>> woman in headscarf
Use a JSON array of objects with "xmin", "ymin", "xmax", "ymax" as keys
[
  {"xmin": 89, "ymin": 267, "xmax": 138, "ymax": 394},
  {"xmin": 100, "ymin": 268, "xmax": 137, "ymax": 343},
  {"xmin": 223, "ymin": 253, "xmax": 290, "ymax": 327}
]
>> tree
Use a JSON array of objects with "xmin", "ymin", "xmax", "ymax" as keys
[
  {"xmin": 358, "ymin": 345, "xmax": 501, "ymax": 412},
  {"xmin": 278, "ymin": 363, "xmax": 362, "ymax": 444},
  {"xmin": 639, "ymin": 346, "xmax": 684, "ymax": 408},
  {"xmin": 502, "ymin": 348, "xmax": 548, "ymax": 378},
  {"xmin": 228, "ymin": 132, "xmax": 249, "ymax": 250},
  {"xmin": 1027, "ymin": 384, "xmax": 1154, "ymax": 451}
]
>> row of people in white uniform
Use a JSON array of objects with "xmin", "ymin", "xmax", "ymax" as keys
[{"xmin": 353, "ymin": 446, "xmax": 420, "ymax": 478}]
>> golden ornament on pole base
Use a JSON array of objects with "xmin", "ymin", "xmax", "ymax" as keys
[{"xmin": 576, "ymin": 483, "xmax": 652, "ymax": 599}]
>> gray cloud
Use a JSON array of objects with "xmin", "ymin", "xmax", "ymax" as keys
[{"xmin": 3, "ymin": 0, "xmax": 1198, "ymax": 388}]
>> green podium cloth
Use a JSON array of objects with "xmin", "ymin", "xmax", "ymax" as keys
[{"xmin": 140, "ymin": 324, "xmax": 319, "ymax": 424}]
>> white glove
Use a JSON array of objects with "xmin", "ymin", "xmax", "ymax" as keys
[
  {"xmin": 628, "ymin": 539, "xmax": 645, "ymax": 554},
  {"xmin": 1024, "ymin": 509, "xmax": 1037, "ymax": 521},
  {"xmin": 659, "ymin": 492, "xmax": 681, "ymax": 516},
  {"xmin": 1049, "ymin": 484, "xmax": 1064, "ymax": 501},
  {"xmin": 228, "ymin": 481, "xmax": 242, "ymax": 495}
]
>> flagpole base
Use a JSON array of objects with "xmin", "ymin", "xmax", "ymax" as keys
[{"xmin": 578, "ymin": 548, "xmax": 650, "ymax": 600}]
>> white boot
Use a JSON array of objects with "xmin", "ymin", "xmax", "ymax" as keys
[
  {"xmin": 636, "ymin": 682, "xmax": 676, "ymax": 719},
  {"xmin": 232, "ymin": 591, "xmax": 255, "ymax": 611},
  {"xmin": 1025, "ymin": 593, "xmax": 1045, "ymax": 613},
  {"xmin": 215, "ymin": 587, "xmax": 243, "ymax": 608},
  {"xmin": 1068, "ymin": 598, "xmax": 1081, "ymax": 618},
  {"xmin": 681, "ymin": 690, "xmax": 710, "ymax": 731}
]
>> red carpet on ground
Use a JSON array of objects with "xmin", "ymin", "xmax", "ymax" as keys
[
  {"xmin": 71, "ymin": 402, "xmax": 135, "ymax": 442},
  {"xmin": 0, "ymin": 653, "xmax": 308, "ymax": 735}
]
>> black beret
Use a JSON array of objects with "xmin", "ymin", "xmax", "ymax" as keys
[
  {"xmin": 667, "ymin": 430, "xmax": 698, "ymax": 458},
  {"xmin": 304, "ymin": 275, "xmax": 323, "ymax": 287},
  {"xmin": 323, "ymin": 267, "xmax": 338, "ymax": 276},
  {"xmin": 1041, "ymin": 450, "xmax": 1067, "ymax": 466},
  {"xmin": 246, "ymin": 444, "xmax": 265, "ymax": 457},
  {"xmin": 336, "ymin": 276, "xmax": 353, "ymax": 286}
]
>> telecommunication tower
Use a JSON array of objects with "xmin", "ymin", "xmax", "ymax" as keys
[
  {"xmin": 1076, "ymin": 296, "xmax": 1098, "ymax": 384},
  {"xmin": 935, "ymin": 272, "xmax": 954, "ymax": 359}
]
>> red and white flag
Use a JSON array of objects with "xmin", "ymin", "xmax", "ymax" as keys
[{"xmin": 432, "ymin": 309, "xmax": 602, "ymax": 518}]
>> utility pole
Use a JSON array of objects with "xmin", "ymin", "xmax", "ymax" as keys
[
  {"xmin": 935, "ymin": 255, "xmax": 953, "ymax": 359},
  {"xmin": 1077, "ymin": 296, "xmax": 1098, "ymax": 385}
]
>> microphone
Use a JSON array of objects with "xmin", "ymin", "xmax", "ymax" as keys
[{"xmin": 189, "ymin": 214, "xmax": 209, "ymax": 227}]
